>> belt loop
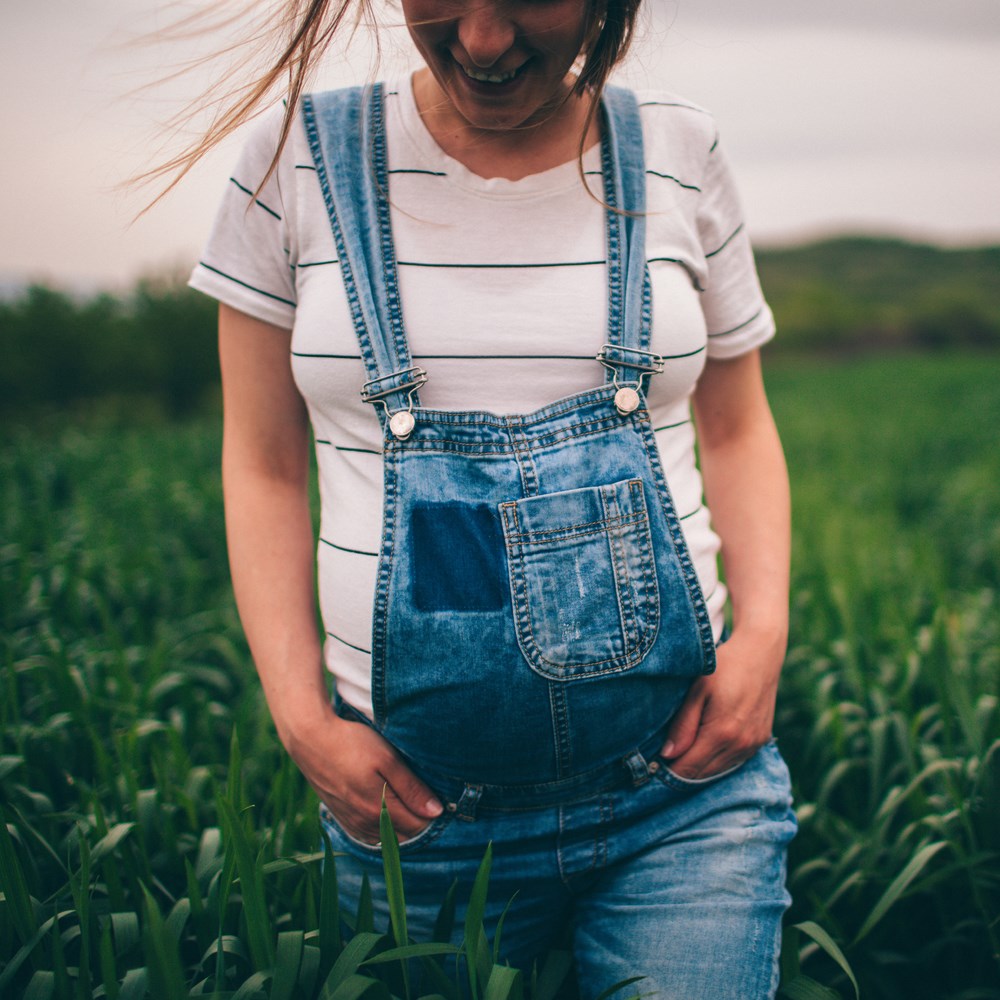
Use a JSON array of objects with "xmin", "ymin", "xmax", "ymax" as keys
[
  {"xmin": 623, "ymin": 749, "xmax": 650, "ymax": 788},
  {"xmin": 455, "ymin": 784, "xmax": 483, "ymax": 822}
]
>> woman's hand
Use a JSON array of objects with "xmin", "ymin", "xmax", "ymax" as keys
[
  {"xmin": 283, "ymin": 709, "xmax": 443, "ymax": 845},
  {"xmin": 660, "ymin": 626, "xmax": 784, "ymax": 779}
]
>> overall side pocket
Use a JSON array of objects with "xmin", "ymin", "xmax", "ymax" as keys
[{"xmin": 500, "ymin": 478, "xmax": 659, "ymax": 679}]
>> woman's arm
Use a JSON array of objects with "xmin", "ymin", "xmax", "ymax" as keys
[
  {"xmin": 219, "ymin": 303, "xmax": 442, "ymax": 840},
  {"xmin": 660, "ymin": 348, "xmax": 790, "ymax": 778}
]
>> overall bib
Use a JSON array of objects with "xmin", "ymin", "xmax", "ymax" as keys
[{"xmin": 302, "ymin": 84, "xmax": 717, "ymax": 809}]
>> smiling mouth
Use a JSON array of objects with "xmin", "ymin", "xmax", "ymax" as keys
[{"xmin": 458, "ymin": 62, "xmax": 525, "ymax": 85}]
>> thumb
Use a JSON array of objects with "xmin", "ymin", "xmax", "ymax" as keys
[
  {"xmin": 661, "ymin": 681, "xmax": 707, "ymax": 759},
  {"xmin": 380, "ymin": 757, "xmax": 444, "ymax": 819}
]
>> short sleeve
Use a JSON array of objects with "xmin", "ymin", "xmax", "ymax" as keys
[
  {"xmin": 697, "ymin": 140, "xmax": 775, "ymax": 359},
  {"xmin": 188, "ymin": 108, "xmax": 297, "ymax": 329}
]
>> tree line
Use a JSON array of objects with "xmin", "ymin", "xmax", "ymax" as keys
[{"xmin": 2, "ymin": 237, "xmax": 998, "ymax": 420}]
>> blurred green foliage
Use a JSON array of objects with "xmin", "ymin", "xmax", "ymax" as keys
[
  {"xmin": 0, "ymin": 275, "xmax": 218, "ymax": 420},
  {"xmin": 1, "ymin": 237, "xmax": 997, "ymax": 422},
  {"xmin": 756, "ymin": 236, "xmax": 1000, "ymax": 352}
]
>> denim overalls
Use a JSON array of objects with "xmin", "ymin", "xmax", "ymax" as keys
[{"xmin": 302, "ymin": 84, "xmax": 717, "ymax": 810}]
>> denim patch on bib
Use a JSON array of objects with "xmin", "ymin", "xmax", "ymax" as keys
[{"xmin": 411, "ymin": 502, "xmax": 507, "ymax": 612}]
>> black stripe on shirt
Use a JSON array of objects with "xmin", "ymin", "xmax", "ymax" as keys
[
  {"xmin": 229, "ymin": 178, "xmax": 281, "ymax": 220},
  {"xmin": 706, "ymin": 223, "xmax": 745, "ymax": 259},
  {"xmin": 639, "ymin": 101, "xmax": 712, "ymax": 117},
  {"xmin": 389, "ymin": 168, "xmax": 448, "ymax": 177},
  {"xmin": 291, "ymin": 351, "xmax": 361, "ymax": 359},
  {"xmin": 411, "ymin": 353, "xmax": 596, "ymax": 361},
  {"xmin": 653, "ymin": 419, "xmax": 692, "ymax": 433},
  {"xmin": 314, "ymin": 442, "xmax": 382, "ymax": 456},
  {"xmin": 198, "ymin": 262, "xmax": 296, "ymax": 307},
  {"xmin": 648, "ymin": 256, "xmax": 705, "ymax": 291},
  {"xmin": 320, "ymin": 538, "xmax": 378, "ymax": 557},
  {"xmin": 646, "ymin": 170, "xmax": 701, "ymax": 192},
  {"xmin": 709, "ymin": 308, "xmax": 764, "ymax": 339},
  {"xmin": 397, "ymin": 260, "xmax": 605, "ymax": 270},
  {"xmin": 296, "ymin": 259, "xmax": 339, "ymax": 269},
  {"xmin": 326, "ymin": 631, "xmax": 371, "ymax": 655}
]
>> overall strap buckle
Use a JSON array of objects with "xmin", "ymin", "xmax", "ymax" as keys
[
  {"xmin": 596, "ymin": 345, "xmax": 664, "ymax": 416},
  {"xmin": 360, "ymin": 366, "xmax": 428, "ymax": 440}
]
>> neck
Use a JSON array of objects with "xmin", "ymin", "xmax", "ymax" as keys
[{"xmin": 410, "ymin": 68, "xmax": 600, "ymax": 181}]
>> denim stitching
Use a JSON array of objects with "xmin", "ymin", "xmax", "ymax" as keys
[
  {"xmin": 502, "ymin": 510, "xmax": 648, "ymax": 541},
  {"xmin": 638, "ymin": 418, "xmax": 717, "ymax": 672},
  {"xmin": 501, "ymin": 483, "xmax": 659, "ymax": 677},
  {"xmin": 602, "ymin": 484, "xmax": 637, "ymax": 654},
  {"xmin": 549, "ymin": 682, "xmax": 573, "ymax": 779},
  {"xmin": 370, "ymin": 439, "xmax": 396, "ymax": 725}
]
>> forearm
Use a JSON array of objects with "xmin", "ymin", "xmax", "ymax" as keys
[
  {"xmin": 699, "ymin": 409, "xmax": 790, "ymax": 647},
  {"xmin": 218, "ymin": 303, "xmax": 331, "ymax": 751},
  {"xmin": 223, "ymin": 455, "xmax": 332, "ymax": 749}
]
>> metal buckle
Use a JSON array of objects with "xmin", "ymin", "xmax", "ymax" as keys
[
  {"xmin": 595, "ymin": 345, "xmax": 664, "ymax": 387},
  {"xmin": 596, "ymin": 345, "xmax": 664, "ymax": 415},
  {"xmin": 360, "ymin": 366, "xmax": 427, "ymax": 441}
]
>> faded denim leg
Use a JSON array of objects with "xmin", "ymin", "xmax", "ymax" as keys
[
  {"xmin": 319, "ymin": 800, "xmax": 574, "ymax": 975},
  {"xmin": 571, "ymin": 741, "xmax": 797, "ymax": 1000},
  {"xmin": 319, "ymin": 741, "xmax": 795, "ymax": 997}
]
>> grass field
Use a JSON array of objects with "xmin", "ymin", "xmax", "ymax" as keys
[{"xmin": 1, "ymin": 353, "xmax": 998, "ymax": 998}]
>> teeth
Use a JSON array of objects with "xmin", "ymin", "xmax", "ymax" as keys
[{"xmin": 461, "ymin": 65, "xmax": 519, "ymax": 84}]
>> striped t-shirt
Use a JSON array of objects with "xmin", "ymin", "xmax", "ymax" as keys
[{"xmin": 190, "ymin": 77, "xmax": 776, "ymax": 718}]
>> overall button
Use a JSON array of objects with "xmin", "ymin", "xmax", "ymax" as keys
[
  {"xmin": 389, "ymin": 410, "xmax": 416, "ymax": 439},
  {"xmin": 614, "ymin": 387, "xmax": 640, "ymax": 416}
]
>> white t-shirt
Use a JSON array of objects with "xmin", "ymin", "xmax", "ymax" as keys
[{"xmin": 190, "ymin": 77, "xmax": 775, "ymax": 717}]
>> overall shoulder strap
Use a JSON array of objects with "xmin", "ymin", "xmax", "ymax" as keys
[
  {"xmin": 600, "ymin": 86, "xmax": 654, "ymax": 373},
  {"xmin": 301, "ymin": 84, "xmax": 423, "ymax": 425}
]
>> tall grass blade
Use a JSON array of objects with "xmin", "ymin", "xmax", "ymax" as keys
[
  {"xmin": 531, "ymin": 949, "xmax": 572, "ymax": 1000},
  {"xmin": 324, "ymin": 974, "xmax": 391, "ymax": 999},
  {"xmin": 484, "ymin": 964, "xmax": 523, "ymax": 1000},
  {"xmin": 379, "ymin": 793, "xmax": 410, "ymax": 996},
  {"xmin": 231, "ymin": 969, "xmax": 272, "ymax": 999},
  {"xmin": 99, "ymin": 921, "xmax": 120, "ymax": 1000},
  {"xmin": 321, "ymin": 930, "xmax": 382, "ymax": 988},
  {"xmin": 91, "ymin": 822, "xmax": 136, "ymax": 864},
  {"xmin": 356, "ymin": 873, "xmax": 375, "ymax": 934},
  {"xmin": 779, "ymin": 976, "xmax": 842, "ymax": 1000},
  {"xmin": 0, "ymin": 911, "xmax": 72, "ymax": 994},
  {"xmin": 22, "ymin": 969, "xmax": 55, "ymax": 1000},
  {"xmin": 853, "ymin": 841, "xmax": 948, "ymax": 943},
  {"xmin": 140, "ymin": 882, "xmax": 187, "ymax": 1000},
  {"xmin": 464, "ymin": 843, "xmax": 493, "ymax": 999},
  {"xmin": 793, "ymin": 921, "xmax": 858, "ymax": 1000},
  {"xmin": 320, "ymin": 832, "xmax": 343, "ymax": 978},
  {"xmin": 217, "ymin": 794, "xmax": 275, "ymax": 970},
  {"xmin": 0, "ymin": 807, "xmax": 39, "ymax": 945},
  {"xmin": 272, "ymin": 929, "xmax": 305, "ymax": 1000}
]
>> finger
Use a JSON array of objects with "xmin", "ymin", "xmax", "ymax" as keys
[
  {"xmin": 379, "ymin": 757, "xmax": 444, "ymax": 821},
  {"xmin": 661, "ymin": 681, "xmax": 709, "ymax": 759}
]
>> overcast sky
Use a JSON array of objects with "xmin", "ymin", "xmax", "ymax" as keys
[{"xmin": 3, "ymin": 0, "xmax": 999, "ymax": 290}]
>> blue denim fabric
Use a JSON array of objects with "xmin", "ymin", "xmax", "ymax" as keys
[
  {"xmin": 303, "ymin": 84, "xmax": 717, "ymax": 794},
  {"xmin": 320, "ymin": 740, "xmax": 797, "ymax": 999}
]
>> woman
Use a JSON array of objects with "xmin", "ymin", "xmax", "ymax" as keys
[{"xmin": 189, "ymin": 0, "xmax": 796, "ymax": 994}]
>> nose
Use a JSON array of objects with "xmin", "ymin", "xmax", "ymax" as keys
[{"xmin": 457, "ymin": 3, "xmax": 516, "ymax": 68}]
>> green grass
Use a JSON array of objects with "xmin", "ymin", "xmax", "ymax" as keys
[{"xmin": 2, "ymin": 354, "xmax": 998, "ymax": 998}]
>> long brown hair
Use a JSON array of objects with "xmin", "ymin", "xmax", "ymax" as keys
[{"xmin": 138, "ymin": 0, "xmax": 642, "ymax": 205}]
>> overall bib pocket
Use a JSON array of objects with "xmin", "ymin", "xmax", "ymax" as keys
[{"xmin": 500, "ymin": 478, "xmax": 659, "ymax": 679}]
